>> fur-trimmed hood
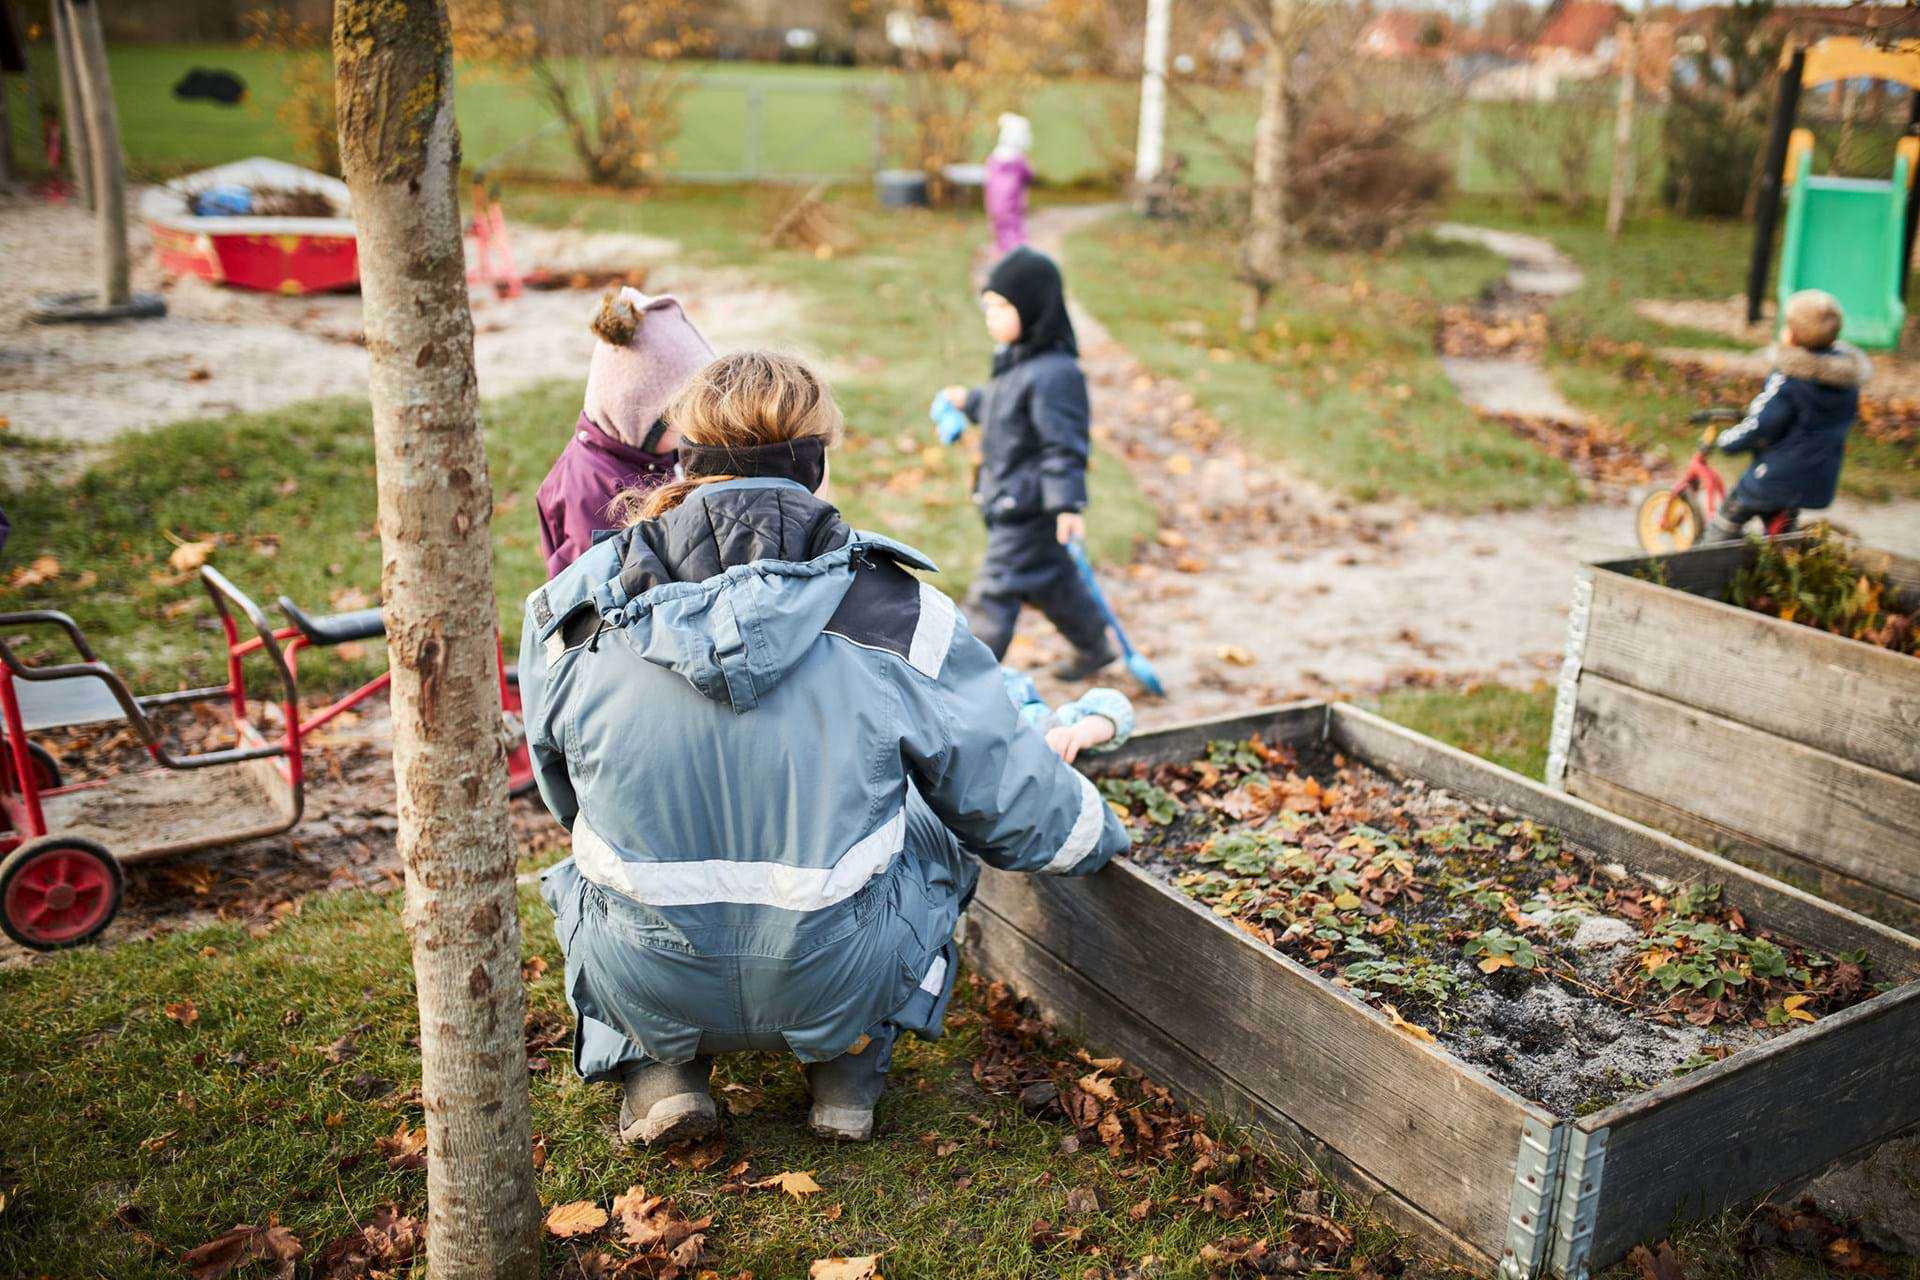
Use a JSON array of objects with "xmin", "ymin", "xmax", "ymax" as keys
[{"xmin": 1767, "ymin": 341, "xmax": 1872, "ymax": 389}]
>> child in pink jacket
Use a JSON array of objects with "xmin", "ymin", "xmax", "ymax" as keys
[
  {"xmin": 984, "ymin": 113, "xmax": 1033, "ymax": 256},
  {"xmin": 536, "ymin": 289, "xmax": 714, "ymax": 576}
]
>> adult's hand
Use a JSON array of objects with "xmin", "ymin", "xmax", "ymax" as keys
[{"xmin": 1055, "ymin": 512, "xmax": 1085, "ymax": 545}]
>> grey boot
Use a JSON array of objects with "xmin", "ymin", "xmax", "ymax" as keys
[
  {"xmin": 618, "ymin": 1057, "xmax": 718, "ymax": 1148},
  {"xmin": 805, "ymin": 1039, "xmax": 889, "ymax": 1142},
  {"xmin": 1703, "ymin": 510, "xmax": 1746, "ymax": 544}
]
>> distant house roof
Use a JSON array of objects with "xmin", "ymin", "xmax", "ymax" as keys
[
  {"xmin": 1358, "ymin": 10, "xmax": 1452, "ymax": 61},
  {"xmin": 1534, "ymin": 0, "xmax": 1623, "ymax": 56},
  {"xmin": 0, "ymin": 0, "xmax": 26, "ymax": 75}
]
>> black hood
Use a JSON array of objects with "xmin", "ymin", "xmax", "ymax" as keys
[
  {"xmin": 986, "ymin": 247, "xmax": 1077, "ymax": 376},
  {"xmin": 618, "ymin": 480, "xmax": 850, "ymax": 597}
]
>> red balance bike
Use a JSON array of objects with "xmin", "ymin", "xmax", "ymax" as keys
[
  {"xmin": 1633, "ymin": 409, "xmax": 1798, "ymax": 553},
  {"xmin": 0, "ymin": 567, "xmax": 534, "ymax": 950}
]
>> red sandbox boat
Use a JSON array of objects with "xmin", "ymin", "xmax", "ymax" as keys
[{"xmin": 144, "ymin": 158, "xmax": 358, "ymax": 295}]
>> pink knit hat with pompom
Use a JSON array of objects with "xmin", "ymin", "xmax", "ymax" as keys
[{"xmin": 582, "ymin": 288, "xmax": 715, "ymax": 448}]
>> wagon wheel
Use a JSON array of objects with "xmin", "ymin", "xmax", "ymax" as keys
[
  {"xmin": 0, "ymin": 744, "xmax": 64, "ymax": 834},
  {"xmin": 0, "ymin": 836, "xmax": 123, "ymax": 950}
]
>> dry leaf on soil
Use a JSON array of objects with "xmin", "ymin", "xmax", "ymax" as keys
[
  {"xmin": 9, "ymin": 555, "xmax": 61, "ymax": 588},
  {"xmin": 164, "ymin": 999, "xmax": 199, "ymax": 1027},
  {"xmin": 168, "ymin": 540, "xmax": 217, "ymax": 574},
  {"xmin": 181, "ymin": 1224, "xmax": 302, "ymax": 1280},
  {"xmin": 749, "ymin": 1170, "xmax": 823, "ymax": 1199},
  {"xmin": 545, "ymin": 1200, "xmax": 610, "ymax": 1238},
  {"xmin": 375, "ymin": 1121, "xmax": 427, "ymax": 1170}
]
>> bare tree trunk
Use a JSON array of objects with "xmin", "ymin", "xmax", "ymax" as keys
[
  {"xmin": 332, "ymin": 3, "xmax": 539, "ymax": 1278},
  {"xmin": 51, "ymin": 0, "xmax": 93, "ymax": 211},
  {"xmin": 1241, "ymin": 0, "xmax": 1290, "ymax": 331},
  {"xmin": 1134, "ymin": 0, "xmax": 1171, "ymax": 188},
  {"xmin": 66, "ymin": 0, "xmax": 127, "ymax": 304},
  {"xmin": 1605, "ymin": 18, "xmax": 1637, "ymax": 240}
]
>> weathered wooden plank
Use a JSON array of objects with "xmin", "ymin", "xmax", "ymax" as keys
[
  {"xmin": 1567, "ymin": 675, "xmax": 1920, "ymax": 907},
  {"xmin": 1094, "ymin": 701, "xmax": 1328, "ymax": 772},
  {"xmin": 1578, "ymin": 980, "xmax": 1920, "ymax": 1270},
  {"xmin": 1592, "ymin": 539, "xmax": 1768, "ymax": 599},
  {"xmin": 971, "ymin": 857, "xmax": 1542, "ymax": 1257},
  {"xmin": 1565, "ymin": 768, "xmax": 1920, "ymax": 937},
  {"xmin": 962, "ymin": 907, "xmax": 1499, "ymax": 1273},
  {"xmin": 1582, "ymin": 570, "xmax": 1920, "ymax": 781},
  {"xmin": 1329, "ymin": 704, "xmax": 1920, "ymax": 979}
]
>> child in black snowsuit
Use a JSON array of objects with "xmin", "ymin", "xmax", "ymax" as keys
[
  {"xmin": 1708, "ymin": 289, "xmax": 1871, "ymax": 541},
  {"xmin": 941, "ymin": 248, "xmax": 1116, "ymax": 679}
]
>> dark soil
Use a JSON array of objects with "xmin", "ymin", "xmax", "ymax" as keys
[{"xmin": 1099, "ymin": 736, "xmax": 1880, "ymax": 1116}]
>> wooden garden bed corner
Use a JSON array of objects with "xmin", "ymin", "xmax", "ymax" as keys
[
  {"xmin": 1547, "ymin": 535, "xmax": 1920, "ymax": 933},
  {"xmin": 963, "ymin": 702, "xmax": 1920, "ymax": 1279}
]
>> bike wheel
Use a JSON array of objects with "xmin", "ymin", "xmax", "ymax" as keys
[{"xmin": 1634, "ymin": 489, "xmax": 1704, "ymax": 554}]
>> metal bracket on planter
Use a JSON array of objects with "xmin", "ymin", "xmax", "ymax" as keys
[
  {"xmin": 1545, "ymin": 568, "xmax": 1594, "ymax": 790},
  {"xmin": 1499, "ymin": 1119, "xmax": 1566, "ymax": 1279},
  {"xmin": 1551, "ymin": 1126, "xmax": 1609, "ymax": 1280}
]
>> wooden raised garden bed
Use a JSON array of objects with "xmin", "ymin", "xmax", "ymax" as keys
[
  {"xmin": 1547, "ymin": 534, "xmax": 1920, "ymax": 933},
  {"xmin": 961, "ymin": 702, "xmax": 1920, "ymax": 1279}
]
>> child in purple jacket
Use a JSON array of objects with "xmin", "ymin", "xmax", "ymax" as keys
[
  {"xmin": 536, "ymin": 289, "xmax": 714, "ymax": 576},
  {"xmin": 984, "ymin": 113, "xmax": 1033, "ymax": 256}
]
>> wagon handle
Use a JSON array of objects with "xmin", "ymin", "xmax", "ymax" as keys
[
  {"xmin": 198, "ymin": 566, "xmax": 301, "ymax": 726},
  {"xmin": 0, "ymin": 609, "xmax": 102, "ymax": 668}
]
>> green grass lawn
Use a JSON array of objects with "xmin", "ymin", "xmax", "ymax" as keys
[
  {"xmin": 1453, "ymin": 196, "xmax": 1920, "ymax": 500},
  {"xmin": 1367, "ymin": 683, "xmax": 1556, "ymax": 780},
  {"xmin": 3, "ymin": 43, "xmax": 1253, "ymax": 188},
  {"xmin": 8, "ymin": 42, "xmax": 1678, "ymax": 200},
  {"xmin": 0, "ymin": 185, "xmax": 1152, "ymax": 691},
  {"xmin": 1064, "ymin": 213, "xmax": 1584, "ymax": 511}
]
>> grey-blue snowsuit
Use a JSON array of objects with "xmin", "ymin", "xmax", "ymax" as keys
[{"xmin": 518, "ymin": 477, "xmax": 1128, "ymax": 1085}]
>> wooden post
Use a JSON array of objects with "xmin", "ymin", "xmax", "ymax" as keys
[
  {"xmin": 1747, "ymin": 47, "xmax": 1805, "ymax": 325},
  {"xmin": 50, "ymin": 0, "xmax": 92, "ymax": 210},
  {"xmin": 332, "ymin": 1, "xmax": 540, "ymax": 1276},
  {"xmin": 1604, "ymin": 17, "xmax": 1637, "ymax": 240},
  {"xmin": 65, "ymin": 0, "xmax": 127, "ymax": 305}
]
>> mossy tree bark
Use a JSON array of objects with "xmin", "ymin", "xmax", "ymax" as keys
[
  {"xmin": 332, "ymin": 2, "xmax": 539, "ymax": 1276},
  {"xmin": 1605, "ymin": 18, "xmax": 1638, "ymax": 240}
]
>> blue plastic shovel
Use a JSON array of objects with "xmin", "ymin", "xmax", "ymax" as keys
[{"xmin": 1066, "ymin": 540, "xmax": 1166, "ymax": 697}]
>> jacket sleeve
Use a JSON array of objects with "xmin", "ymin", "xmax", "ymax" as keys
[
  {"xmin": 896, "ymin": 595, "xmax": 1127, "ymax": 876},
  {"xmin": 1031, "ymin": 360, "xmax": 1092, "ymax": 513},
  {"xmin": 1719, "ymin": 373, "xmax": 1796, "ymax": 455},
  {"xmin": 516, "ymin": 599, "xmax": 580, "ymax": 831},
  {"xmin": 961, "ymin": 386, "xmax": 985, "ymax": 424}
]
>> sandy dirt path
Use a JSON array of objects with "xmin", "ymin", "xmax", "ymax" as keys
[{"xmin": 0, "ymin": 191, "xmax": 802, "ymax": 461}]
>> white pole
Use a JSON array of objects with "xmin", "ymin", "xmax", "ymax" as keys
[{"xmin": 1135, "ymin": 0, "xmax": 1171, "ymax": 186}]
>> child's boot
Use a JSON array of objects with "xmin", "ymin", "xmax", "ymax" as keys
[
  {"xmin": 618, "ymin": 1057, "xmax": 719, "ymax": 1147},
  {"xmin": 805, "ymin": 1037, "xmax": 890, "ymax": 1141},
  {"xmin": 1704, "ymin": 510, "xmax": 1746, "ymax": 543}
]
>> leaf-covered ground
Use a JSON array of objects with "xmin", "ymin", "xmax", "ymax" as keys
[{"xmin": 1100, "ymin": 736, "xmax": 1886, "ymax": 1115}]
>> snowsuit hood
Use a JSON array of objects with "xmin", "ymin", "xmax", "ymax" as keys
[{"xmin": 557, "ymin": 478, "xmax": 936, "ymax": 713}]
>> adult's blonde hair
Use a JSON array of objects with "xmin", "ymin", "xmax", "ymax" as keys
[
  {"xmin": 1783, "ymin": 289, "xmax": 1843, "ymax": 349},
  {"xmin": 613, "ymin": 350, "xmax": 844, "ymax": 524}
]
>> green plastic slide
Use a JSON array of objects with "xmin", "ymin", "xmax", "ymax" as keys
[{"xmin": 1776, "ymin": 149, "xmax": 1910, "ymax": 349}]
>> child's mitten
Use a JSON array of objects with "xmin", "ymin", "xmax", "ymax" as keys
[{"xmin": 929, "ymin": 393, "xmax": 968, "ymax": 445}]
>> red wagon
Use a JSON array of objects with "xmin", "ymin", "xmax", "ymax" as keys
[{"xmin": 0, "ymin": 567, "xmax": 533, "ymax": 950}]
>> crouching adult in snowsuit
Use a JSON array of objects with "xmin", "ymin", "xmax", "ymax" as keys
[{"xmin": 519, "ymin": 351, "xmax": 1129, "ymax": 1148}]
